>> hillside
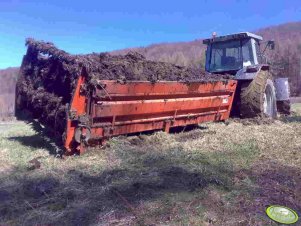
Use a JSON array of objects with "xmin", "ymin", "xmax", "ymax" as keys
[
  {"xmin": 112, "ymin": 21, "xmax": 301, "ymax": 95},
  {"xmin": 111, "ymin": 39, "xmax": 205, "ymax": 69},
  {"xmin": 0, "ymin": 67, "xmax": 19, "ymax": 119},
  {"xmin": 257, "ymin": 22, "xmax": 301, "ymax": 95},
  {"xmin": 112, "ymin": 22, "xmax": 301, "ymax": 67},
  {"xmin": 0, "ymin": 67, "xmax": 19, "ymax": 94}
]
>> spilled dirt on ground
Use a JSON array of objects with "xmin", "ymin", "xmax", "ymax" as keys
[{"xmin": 230, "ymin": 116, "xmax": 275, "ymax": 126}]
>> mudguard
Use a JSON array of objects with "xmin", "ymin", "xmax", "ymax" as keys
[{"xmin": 235, "ymin": 64, "xmax": 269, "ymax": 80}]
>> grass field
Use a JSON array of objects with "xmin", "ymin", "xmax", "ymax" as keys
[{"xmin": 0, "ymin": 106, "xmax": 301, "ymax": 226}]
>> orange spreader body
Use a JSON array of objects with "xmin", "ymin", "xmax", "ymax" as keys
[{"xmin": 65, "ymin": 73, "xmax": 237, "ymax": 154}]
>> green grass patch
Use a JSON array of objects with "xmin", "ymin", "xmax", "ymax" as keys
[
  {"xmin": 292, "ymin": 103, "xmax": 301, "ymax": 113},
  {"xmin": 0, "ymin": 116, "xmax": 300, "ymax": 225}
]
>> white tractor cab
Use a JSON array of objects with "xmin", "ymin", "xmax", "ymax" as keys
[{"xmin": 203, "ymin": 32, "xmax": 290, "ymax": 117}]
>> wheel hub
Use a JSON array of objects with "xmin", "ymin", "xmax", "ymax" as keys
[
  {"xmin": 264, "ymin": 85, "xmax": 273, "ymax": 116},
  {"xmin": 263, "ymin": 93, "xmax": 268, "ymax": 114}
]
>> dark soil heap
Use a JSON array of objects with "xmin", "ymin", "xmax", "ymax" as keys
[{"xmin": 16, "ymin": 38, "xmax": 233, "ymax": 143}]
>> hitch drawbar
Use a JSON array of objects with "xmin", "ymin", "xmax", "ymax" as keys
[{"xmin": 64, "ymin": 74, "xmax": 237, "ymax": 154}]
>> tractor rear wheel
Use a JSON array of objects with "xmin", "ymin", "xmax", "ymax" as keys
[{"xmin": 240, "ymin": 70, "xmax": 277, "ymax": 118}]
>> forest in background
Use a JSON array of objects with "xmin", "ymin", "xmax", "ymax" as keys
[
  {"xmin": 112, "ymin": 21, "xmax": 301, "ymax": 96},
  {"xmin": 0, "ymin": 67, "xmax": 18, "ymax": 119}
]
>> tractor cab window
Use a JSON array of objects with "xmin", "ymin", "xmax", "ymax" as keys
[
  {"xmin": 208, "ymin": 38, "xmax": 255, "ymax": 72},
  {"xmin": 209, "ymin": 40, "xmax": 241, "ymax": 72},
  {"xmin": 242, "ymin": 39, "xmax": 255, "ymax": 66},
  {"xmin": 255, "ymin": 41, "xmax": 263, "ymax": 64}
]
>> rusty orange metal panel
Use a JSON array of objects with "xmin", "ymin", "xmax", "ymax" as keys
[
  {"xmin": 92, "ymin": 109, "xmax": 228, "ymax": 127},
  {"xmin": 96, "ymin": 80, "xmax": 236, "ymax": 98},
  {"xmin": 90, "ymin": 111, "xmax": 229, "ymax": 139},
  {"xmin": 95, "ymin": 96, "xmax": 230, "ymax": 118},
  {"xmin": 64, "ymin": 73, "xmax": 86, "ymax": 153},
  {"xmin": 65, "ymin": 76, "xmax": 237, "ymax": 154}
]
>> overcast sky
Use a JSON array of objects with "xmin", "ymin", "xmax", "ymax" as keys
[{"xmin": 0, "ymin": 0, "xmax": 300, "ymax": 68}]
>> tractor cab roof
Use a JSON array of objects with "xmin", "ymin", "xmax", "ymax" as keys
[{"xmin": 203, "ymin": 32, "xmax": 263, "ymax": 44}]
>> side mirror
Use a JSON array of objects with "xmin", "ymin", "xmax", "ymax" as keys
[{"xmin": 268, "ymin": 40, "xmax": 275, "ymax": 50}]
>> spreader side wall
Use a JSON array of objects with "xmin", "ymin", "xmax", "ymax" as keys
[{"xmin": 65, "ymin": 77, "xmax": 237, "ymax": 154}]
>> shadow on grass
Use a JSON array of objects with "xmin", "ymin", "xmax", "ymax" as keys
[
  {"xmin": 7, "ymin": 134, "xmax": 60, "ymax": 155},
  {"xmin": 2, "ymin": 126, "xmax": 300, "ymax": 225},
  {"xmin": 0, "ymin": 143, "xmax": 234, "ymax": 226},
  {"xmin": 0, "ymin": 168, "xmax": 229, "ymax": 226},
  {"xmin": 7, "ymin": 118, "xmax": 64, "ymax": 156},
  {"xmin": 2, "ymin": 155, "xmax": 300, "ymax": 225},
  {"xmin": 237, "ymin": 161, "xmax": 301, "ymax": 224}
]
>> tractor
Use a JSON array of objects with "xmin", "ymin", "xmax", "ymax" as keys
[{"xmin": 203, "ymin": 32, "xmax": 290, "ymax": 117}]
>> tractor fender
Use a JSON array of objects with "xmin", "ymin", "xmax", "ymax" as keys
[
  {"xmin": 235, "ymin": 64, "xmax": 269, "ymax": 80},
  {"xmin": 274, "ymin": 78, "xmax": 290, "ymax": 101},
  {"xmin": 274, "ymin": 78, "xmax": 291, "ymax": 115}
]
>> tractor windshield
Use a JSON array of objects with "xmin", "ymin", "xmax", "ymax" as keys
[{"xmin": 208, "ymin": 39, "xmax": 255, "ymax": 72}]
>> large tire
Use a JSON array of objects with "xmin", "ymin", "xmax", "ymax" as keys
[{"xmin": 240, "ymin": 70, "xmax": 277, "ymax": 118}]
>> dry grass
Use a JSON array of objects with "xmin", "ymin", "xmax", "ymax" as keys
[
  {"xmin": 0, "ymin": 106, "xmax": 301, "ymax": 225},
  {"xmin": 293, "ymin": 103, "xmax": 301, "ymax": 114}
]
